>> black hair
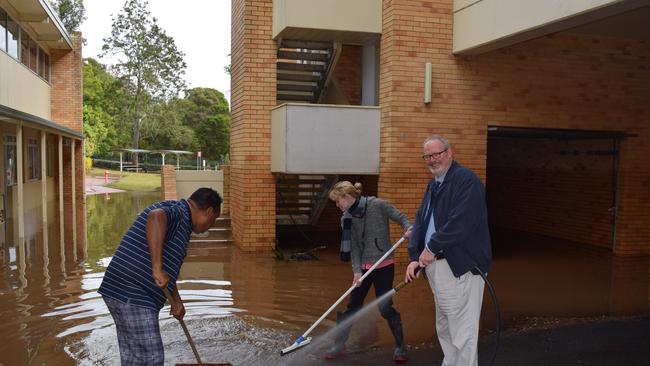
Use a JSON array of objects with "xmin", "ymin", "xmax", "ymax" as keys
[{"xmin": 189, "ymin": 187, "xmax": 222, "ymax": 212}]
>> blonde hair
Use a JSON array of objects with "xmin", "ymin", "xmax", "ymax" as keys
[{"xmin": 329, "ymin": 181, "xmax": 362, "ymax": 201}]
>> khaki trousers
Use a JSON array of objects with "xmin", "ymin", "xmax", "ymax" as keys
[{"xmin": 425, "ymin": 259, "xmax": 484, "ymax": 366}]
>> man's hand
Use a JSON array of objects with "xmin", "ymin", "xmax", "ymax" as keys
[
  {"xmin": 352, "ymin": 273, "xmax": 362, "ymax": 288},
  {"xmin": 153, "ymin": 269, "xmax": 169, "ymax": 289},
  {"xmin": 404, "ymin": 226, "xmax": 413, "ymax": 239},
  {"xmin": 419, "ymin": 248, "xmax": 434, "ymax": 267},
  {"xmin": 405, "ymin": 261, "xmax": 421, "ymax": 283},
  {"xmin": 170, "ymin": 299, "xmax": 186, "ymax": 320}
]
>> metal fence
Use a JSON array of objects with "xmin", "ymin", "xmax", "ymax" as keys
[{"xmin": 91, "ymin": 152, "xmax": 228, "ymax": 172}]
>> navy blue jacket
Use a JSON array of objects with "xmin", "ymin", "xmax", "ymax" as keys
[{"xmin": 408, "ymin": 160, "xmax": 492, "ymax": 277}]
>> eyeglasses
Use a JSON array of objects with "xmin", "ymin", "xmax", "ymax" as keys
[{"xmin": 422, "ymin": 149, "xmax": 448, "ymax": 160}]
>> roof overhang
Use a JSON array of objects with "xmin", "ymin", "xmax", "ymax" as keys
[
  {"xmin": 2, "ymin": 0, "xmax": 73, "ymax": 50},
  {"xmin": 0, "ymin": 104, "xmax": 83, "ymax": 139}
]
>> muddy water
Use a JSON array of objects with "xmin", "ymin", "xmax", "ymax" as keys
[{"xmin": 0, "ymin": 191, "xmax": 648, "ymax": 365}]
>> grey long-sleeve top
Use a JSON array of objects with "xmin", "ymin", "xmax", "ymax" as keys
[{"xmin": 345, "ymin": 197, "xmax": 410, "ymax": 274}]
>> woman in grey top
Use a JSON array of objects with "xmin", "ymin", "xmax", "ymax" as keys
[{"xmin": 326, "ymin": 181, "xmax": 410, "ymax": 363}]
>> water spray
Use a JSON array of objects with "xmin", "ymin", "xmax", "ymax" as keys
[{"xmin": 280, "ymin": 236, "xmax": 407, "ymax": 356}]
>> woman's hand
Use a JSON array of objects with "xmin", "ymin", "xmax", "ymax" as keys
[{"xmin": 352, "ymin": 273, "xmax": 362, "ymax": 288}]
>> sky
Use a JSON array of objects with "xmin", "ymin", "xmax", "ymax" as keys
[{"xmin": 79, "ymin": 0, "xmax": 232, "ymax": 103}]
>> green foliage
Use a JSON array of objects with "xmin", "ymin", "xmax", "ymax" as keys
[
  {"xmin": 140, "ymin": 99, "xmax": 197, "ymax": 151},
  {"xmin": 83, "ymin": 58, "xmax": 130, "ymax": 155},
  {"xmin": 180, "ymin": 88, "xmax": 230, "ymax": 160},
  {"xmin": 49, "ymin": 0, "xmax": 86, "ymax": 33},
  {"xmin": 101, "ymin": 0, "xmax": 187, "ymax": 150}
]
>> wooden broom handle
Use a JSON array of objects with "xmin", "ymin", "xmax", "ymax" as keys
[{"xmin": 162, "ymin": 287, "xmax": 203, "ymax": 365}]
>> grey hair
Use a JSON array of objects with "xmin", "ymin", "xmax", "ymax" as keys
[{"xmin": 423, "ymin": 135, "xmax": 450, "ymax": 149}]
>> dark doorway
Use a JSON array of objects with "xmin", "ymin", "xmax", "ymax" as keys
[{"xmin": 486, "ymin": 126, "xmax": 627, "ymax": 252}]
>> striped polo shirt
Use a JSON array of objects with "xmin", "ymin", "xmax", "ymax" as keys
[{"xmin": 99, "ymin": 199, "xmax": 193, "ymax": 310}]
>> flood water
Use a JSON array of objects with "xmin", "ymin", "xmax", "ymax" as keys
[{"xmin": 0, "ymin": 191, "xmax": 648, "ymax": 365}]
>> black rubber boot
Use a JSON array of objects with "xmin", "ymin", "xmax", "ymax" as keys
[
  {"xmin": 387, "ymin": 313, "xmax": 408, "ymax": 363},
  {"xmin": 324, "ymin": 311, "xmax": 352, "ymax": 360}
]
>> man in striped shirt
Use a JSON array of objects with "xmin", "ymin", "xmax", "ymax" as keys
[{"xmin": 99, "ymin": 187, "xmax": 222, "ymax": 365}]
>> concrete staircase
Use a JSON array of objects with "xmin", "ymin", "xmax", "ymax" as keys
[
  {"xmin": 276, "ymin": 39, "xmax": 340, "ymax": 104},
  {"xmin": 276, "ymin": 174, "xmax": 338, "ymax": 226},
  {"xmin": 189, "ymin": 216, "xmax": 232, "ymax": 246}
]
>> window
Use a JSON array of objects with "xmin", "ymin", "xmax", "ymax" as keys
[
  {"xmin": 1, "ymin": 7, "xmax": 51, "ymax": 82},
  {"xmin": 6, "ymin": 15, "xmax": 18, "ymax": 59},
  {"xmin": 4, "ymin": 135, "xmax": 17, "ymax": 186},
  {"xmin": 28, "ymin": 40, "xmax": 38, "ymax": 72},
  {"xmin": 28, "ymin": 138, "xmax": 41, "ymax": 180},
  {"xmin": 20, "ymin": 31, "xmax": 29, "ymax": 65},
  {"xmin": 0, "ymin": 9, "xmax": 6, "ymax": 53},
  {"xmin": 38, "ymin": 46, "xmax": 46, "ymax": 78},
  {"xmin": 43, "ymin": 52, "xmax": 50, "ymax": 81}
]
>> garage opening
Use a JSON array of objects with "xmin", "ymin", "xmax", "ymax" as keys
[{"xmin": 486, "ymin": 126, "xmax": 630, "ymax": 253}]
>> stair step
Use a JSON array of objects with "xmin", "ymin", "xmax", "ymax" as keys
[
  {"xmin": 277, "ymin": 187, "xmax": 323, "ymax": 193},
  {"xmin": 277, "ymin": 91, "xmax": 313, "ymax": 101},
  {"xmin": 189, "ymin": 238, "xmax": 232, "ymax": 243},
  {"xmin": 278, "ymin": 49, "xmax": 330, "ymax": 62},
  {"xmin": 276, "ymin": 192, "xmax": 320, "ymax": 198},
  {"xmin": 277, "ymin": 69, "xmax": 321, "ymax": 82},
  {"xmin": 277, "ymin": 202, "xmax": 314, "ymax": 208},
  {"xmin": 277, "ymin": 62, "xmax": 325, "ymax": 72},
  {"xmin": 277, "ymin": 80, "xmax": 318, "ymax": 92},
  {"xmin": 214, "ymin": 217, "xmax": 231, "ymax": 228},
  {"xmin": 281, "ymin": 40, "xmax": 333, "ymax": 50}
]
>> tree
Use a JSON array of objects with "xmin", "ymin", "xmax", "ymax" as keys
[
  {"xmin": 101, "ymin": 0, "xmax": 186, "ymax": 161},
  {"xmin": 49, "ymin": 0, "xmax": 86, "ymax": 33},
  {"xmin": 179, "ymin": 88, "xmax": 230, "ymax": 160},
  {"xmin": 83, "ymin": 58, "xmax": 131, "ymax": 155},
  {"xmin": 140, "ymin": 99, "xmax": 196, "ymax": 152}
]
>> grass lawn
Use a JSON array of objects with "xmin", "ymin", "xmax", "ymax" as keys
[{"xmin": 103, "ymin": 170, "xmax": 161, "ymax": 191}]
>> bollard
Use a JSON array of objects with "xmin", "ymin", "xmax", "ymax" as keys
[{"xmin": 104, "ymin": 170, "xmax": 109, "ymax": 184}]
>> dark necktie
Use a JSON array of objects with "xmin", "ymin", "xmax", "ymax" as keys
[{"xmin": 423, "ymin": 181, "xmax": 441, "ymax": 231}]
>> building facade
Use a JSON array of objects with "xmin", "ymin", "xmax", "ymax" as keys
[
  {"xmin": 0, "ymin": 0, "xmax": 84, "ymax": 263},
  {"xmin": 230, "ymin": 0, "xmax": 650, "ymax": 257}
]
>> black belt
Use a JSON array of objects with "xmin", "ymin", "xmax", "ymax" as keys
[{"xmin": 435, "ymin": 252, "xmax": 445, "ymax": 260}]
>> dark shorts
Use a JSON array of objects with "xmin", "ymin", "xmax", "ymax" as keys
[{"xmin": 104, "ymin": 296, "xmax": 164, "ymax": 366}]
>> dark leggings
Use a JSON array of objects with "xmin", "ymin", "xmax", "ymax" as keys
[{"xmin": 343, "ymin": 264, "xmax": 398, "ymax": 320}]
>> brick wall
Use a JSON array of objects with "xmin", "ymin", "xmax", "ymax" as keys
[
  {"xmin": 333, "ymin": 45, "xmax": 362, "ymax": 105},
  {"xmin": 378, "ymin": 0, "xmax": 650, "ymax": 257},
  {"xmin": 230, "ymin": 0, "xmax": 276, "ymax": 251},
  {"xmin": 160, "ymin": 165, "xmax": 177, "ymax": 200},
  {"xmin": 50, "ymin": 33, "xmax": 85, "ymax": 254},
  {"xmin": 221, "ymin": 164, "xmax": 230, "ymax": 215}
]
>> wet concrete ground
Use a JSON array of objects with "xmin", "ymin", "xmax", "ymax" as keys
[{"xmin": 0, "ymin": 191, "xmax": 648, "ymax": 365}]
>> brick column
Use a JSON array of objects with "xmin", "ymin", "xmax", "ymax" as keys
[
  {"xmin": 230, "ymin": 0, "xmax": 276, "ymax": 251},
  {"xmin": 160, "ymin": 165, "xmax": 177, "ymax": 200},
  {"xmin": 616, "ymin": 132, "xmax": 650, "ymax": 255},
  {"xmin": 221, "ymin": 165, "xmax": 230, "ymax": 216},
  {"xmin": 50, "ymin": 32, "xmax": 85, "ymax": 252}
]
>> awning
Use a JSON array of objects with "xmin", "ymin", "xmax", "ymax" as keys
[{"xmin": 0, "ymin": 104, "xmax": 83, "ymax": 139}]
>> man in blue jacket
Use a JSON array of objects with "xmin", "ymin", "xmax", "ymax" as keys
[{"xmin": 405, "ymin": 135, "xmax": 492, "ymax": 366}]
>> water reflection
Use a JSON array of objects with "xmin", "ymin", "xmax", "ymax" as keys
[{"xmin": 0, "ymin": 190, "xmax": 648, "ymax": 365}]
